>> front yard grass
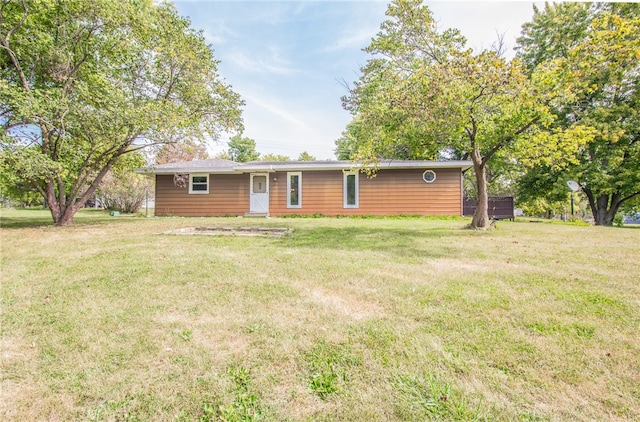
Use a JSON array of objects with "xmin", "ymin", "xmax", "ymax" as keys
[{"xmin": 1, "ymin": 209, "xmax": 639, "ymax": 420}]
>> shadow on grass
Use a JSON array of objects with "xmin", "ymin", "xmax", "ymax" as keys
[
  {"xmin": 0, "ymin": 207, "xmax": 70, "ymax": 228},
  {"xmin": 286, "ymin": 225, "xmax": 470, "ymax": 259},
  {"xmin": 0, "ymin": 208, "xmax": 140, "ymax": 229}
]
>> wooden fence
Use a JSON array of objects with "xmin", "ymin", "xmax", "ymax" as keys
[{"xmin": 463, "ymin": 196, "xmax": 514, "ymax": 220}]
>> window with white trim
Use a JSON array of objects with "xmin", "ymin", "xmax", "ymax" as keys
[
  {"xmin": 287, "ymin": 172, "xmax": 302, "ymax": 208},
  {"xmin": 423, "ymin": 170, "xmax": 436, "ymax": 183},
  {"xmin": 343, "ymin": 171, "xmax": 359, "ymax": 208},
  {"xmin": 189, "ymin": 173, "xmax": 209, "ymax": 194}
]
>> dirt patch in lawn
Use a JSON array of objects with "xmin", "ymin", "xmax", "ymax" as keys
[{"xmin": 162, "ymin": 226, "xmax": 292, "ymax": 237}]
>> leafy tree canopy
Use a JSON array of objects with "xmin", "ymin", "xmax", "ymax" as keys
[
  {"xmin": 223, "ymin": 135, "xmax": 259, "ymax": 162},
  {"xmin": 0, "ymin": 0, "xmax": 243, "ymax": 225},
  {"xmin": 297, "ymin": 151, "xmax": 316, "ymax": 161},
  {"xmin": 516, "ymin": 3, "xmax": 640, "ymax": 225},
  {"xmin": 515, "ymin": 2, "xmax": 593, "ymax": 74},
  {"xmin": 341, "ymin": 0, "xmax": 549, "ymax": 228}
]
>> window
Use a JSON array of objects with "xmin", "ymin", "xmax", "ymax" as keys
[
  {"xmin": 253, "ymin": 175, "xmax": 267, "ymax": 193},
  {"xmin": 287, "ymin": 172, "xmax": 302, "ymax": 208},
  {"xmin": 423, "ymin": 170, "xmax": 436, "ymax": 183},
  {"xmin": 343, "ymin": 171, "xmax": 359, "ymax": 208},
  {"xmin": 189, "ymin": 173, "xmax": 209, "ymax": 194}
]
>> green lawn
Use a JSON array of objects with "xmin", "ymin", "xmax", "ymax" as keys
[{"xmin": 1, "ymin": 209, "xmax": 639, "ymax": 421}]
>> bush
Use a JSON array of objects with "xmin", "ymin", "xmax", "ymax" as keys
[{"xmin": 98, "ymin": 172, "xmax": 152, "ymax": 214}]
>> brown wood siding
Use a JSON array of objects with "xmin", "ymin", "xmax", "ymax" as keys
[
  {"xmin": 154, "ymin": 168, "xmax": 463, "ymax": 217},
  {"xmin": 269, "ymin": 168, "xmax": 462, "ymax": 216},
  {"xmin": 155, "ymin": 174, "xmax": 249, "ymax": 216}
]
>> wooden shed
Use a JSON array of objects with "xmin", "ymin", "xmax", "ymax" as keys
[{"xmin": 137, "ymin": 159, "xmax": 473, "ymax": 217}]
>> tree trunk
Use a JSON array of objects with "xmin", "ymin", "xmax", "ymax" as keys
[
  {"xmin": 45, "ymin": 181, "xmax": 86, "ymax": 226},
  {"xmin": 42, "ymin": 152, "xmax": 120, "ymax": 226},
  {"xmin": 584, "ymin": 190, "xmax": 622, "ymax": 226},
  {"xmin": 470, "ymin": 149, "xmax": 490, "ymax": 229},
  {"xmin": 56, "ymin": 205, "xmax": 81, "ymax": 226}
]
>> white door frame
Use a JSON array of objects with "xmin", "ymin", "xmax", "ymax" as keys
[{"xmin": 249, "ymin": 173, "xmax": 269, "ymax": 214}]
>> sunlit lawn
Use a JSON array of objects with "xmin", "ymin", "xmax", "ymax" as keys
[{"xmin": 1, "ymin": 208, "xmax": 639, "ymax": 421}]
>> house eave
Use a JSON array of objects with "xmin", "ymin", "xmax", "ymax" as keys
[
  {"xmin": 135, "ymin": 167, "xmax": 241, "ymax": 175},
  {"xmin": 237, "ymin": 160, "xmax": 473, "ymax": 172},
  {"xmin": 135, "ymin": 160, "xmax": 473, "ymax": 175}
]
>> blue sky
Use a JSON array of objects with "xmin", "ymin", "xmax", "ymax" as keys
[{"xmin": 173, "ymin": 1, "xmax": 541, "ymax": 160}]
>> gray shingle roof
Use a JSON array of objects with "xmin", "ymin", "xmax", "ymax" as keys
[{"xmin": 136, "ymin": 159, "xmax": 473, "ymax": 174}]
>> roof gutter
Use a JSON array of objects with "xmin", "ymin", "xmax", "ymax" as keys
[{"xmin": 135, "ymin": 160, "xmax": 473, "ymax": 175}]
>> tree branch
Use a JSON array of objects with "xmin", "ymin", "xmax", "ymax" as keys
[
  {"xmin": 0, "ymin": 0, "xmax": 30, "ymax": 90},
  {"xmin": 482, "ymin": 117, "xmax": 540, "ymax": 167}
]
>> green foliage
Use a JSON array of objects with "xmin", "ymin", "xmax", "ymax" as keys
[
  {"xmin": 259, "ymin": 153, "xmax": 290, "ymax": 162},
  {"xmin": 0, "ymin": 151, "xmax": 42, "ymax": 206},
  {"xmin": 215, "ymin": 150, "xmax": 233, "ymax": 161},
  {"xmin": 341, "ymin": 0, "xmax": 548, "ymax": 229},
  {"xmin": 516, "ymin": 2, "xmax": 592, "ymax": 74},
  {"xmin": 1, "ymin": 0, "xmax": 243, "ymax": 225},
  {"xmin": 296, "ymin": 151, "xmax": 315, "ymax": 161},
  {"xmin": 516, "ymin": 3, "xmax": 640, "ymax": 225},
  {"xmin": 225, "ymin": 135, "xmax": 260, "ymax": 162},
  {"xmin": 334, "ymin": 116, "xmax": 367, "ymax": 160}
]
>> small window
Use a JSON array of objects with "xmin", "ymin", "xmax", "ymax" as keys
[
  {"xmin": 423, "ymin": 170, "xmax": 436, "ymax": 183},
  {"xmin": 343, "ymin": 171, "xmax": 359, "ymax": 208},
  {"xmin": 287, "ymin": 172, "xmax": 302, "ymax": 208},
  {"xmin": 189, "ymin": 174, "xmax": 209, "ymax": 194},
  {"xmin": 253, "ymin": 175, "xmax": 267, "ymax": 193}
]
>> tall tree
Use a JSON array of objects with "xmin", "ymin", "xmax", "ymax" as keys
[
  {"xmin": 515, "ymin": 2, "xmax": 593, "ymax": 75},
  {"xmin": 297, "ymin": 151, "xmax": 315, "ymax": 161},
  {"xmin": 225, "ymin": 135, "xmax": 259, "ymax": 162},
  {"xmin": 342, "ymin": 0, "xmax": 547, "ymax": 228},
  {"xmin": 335, "ymin": 117, "xmax": 369, "ymax": 160},
  {"xmin": 516, "ymin": 3, "xmax": 640, "ymax": 225},
  {"xmin": 0, "ymin": 0, "xmax": 243, "ymax": 226}
]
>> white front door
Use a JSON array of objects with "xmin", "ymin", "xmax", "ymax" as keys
[{"xmin": 250, "ymin": 173, "xmax": 269, "ymax": 214}]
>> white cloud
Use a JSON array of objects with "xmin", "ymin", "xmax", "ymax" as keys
[
  {"xmin": 228, "ymin": 51, "xmax": 299, "ymax": 75},
  {"xmin": 177, "ymin": 0, "xmax": 543, "ymax": 161},
  {"xmin": 244, "ymin": 93, "xmax": 309, "ymax": 130},
  {"xmin": 322, "ymin": 28, "xmax": 376, "ymax": 53},
  {"xmin": 186, "ymin": 11, "xmax": 237, "ymax": 46}
]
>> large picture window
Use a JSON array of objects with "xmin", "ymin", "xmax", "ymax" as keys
[
  {"xmin": 287, "ymin": 172, "xmax": 302, "ymax": 208},
  {"xmin": 189, "ymin": 174, "xmax": 209, "ymax": 194},
  {"xmin": 343, "ymin": 171, "xmax": 359, "ymax": 208}
]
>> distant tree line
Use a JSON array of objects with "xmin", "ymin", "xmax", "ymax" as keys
[
  {"xmin": 2, "ymin": 0, "xmax": 637, "ymax": 226},
  {"xmin": 212, "ymin": 135, "xmax": 316, "ymax": 163}
]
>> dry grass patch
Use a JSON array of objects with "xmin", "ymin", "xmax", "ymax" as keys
[{"xmin": 1, "ymin": 209, "xmax": 639, "ymax": 420}]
